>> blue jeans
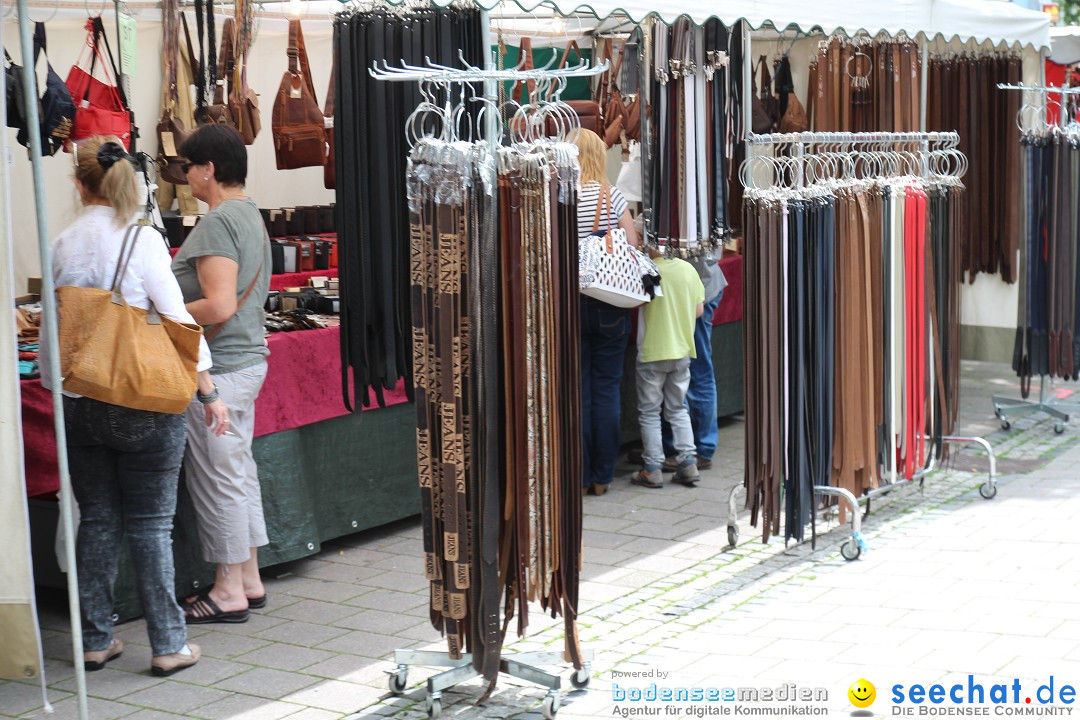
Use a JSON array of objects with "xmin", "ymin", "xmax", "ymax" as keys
[
  {"xmin": 663, "ymin": 291, "xmax": 723, "ymax": 460},
  {"xmin": 63, "ymin": 396, "xmax": 189, "ymax": 657},
  {"xmin": 580, "ymin": 297, "xmax": 631, "ymax": 488}
]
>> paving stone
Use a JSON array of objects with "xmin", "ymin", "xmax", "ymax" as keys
[
  {"xmin": 282, "ymin": 679, "xmax": 384, "ymax": 714},
  {"xmin": 189, "ymin": 693, "xmax": 306, "ymax": 720},
  {"xmin": 113, "ymin": 682, "xmax": 231, "ymax": 716},
  {"xmin": 253, "ymin": 620, "xmax": 353, "ymax": 647},
  {"xmin": 197, "ymin": 632, "xmax": 274, "ymax": 660},
  {"xmin": 277, "ymin": 579, "xmax": 371, "ymax": 604},
  {"xmin": 15, "ymin": 696, "xmax": 131, "ymax": 720},
  {"xmin": 331, "ymin": 609, "xmax": 424, "ymax": 636},
  {"xmin": 53, "ymin": 667, "xmax": 165, "ymax": 701},
  {"xmin": 315, "ymin": 631, "xmax": 403, "ymax": 660},
  {"xmin": 356, "ymin": 571, "xmax": 429, "ymax": 594},
  {"xmin": 163, "ymin": 655, "xmax": 251, "ymax": 687},
  {"xmin": 213, "ymin": 667, "xmax": 320, "ymax": 699},
  {"xmin": 0, "ymin": 682, "xmax": 72, "ymax": 717},
  {"xmin": 230, "ymin": 644, "xmax": 338, "ymax": 672}
]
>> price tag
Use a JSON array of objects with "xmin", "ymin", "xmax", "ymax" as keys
[
  {"xmin": 118, "ymin": 13, "xmax": 138, "ymax": 78},
  {"xmin": 161, "ymin": 132, "xmax": 177, "ymax": 157}
]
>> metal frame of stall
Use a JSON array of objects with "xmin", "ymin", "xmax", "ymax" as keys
[
  {"xmin": 741, "ymin": 130, "xmax": 999, "ymax": 562},
  {"xmin": 991, "ymin": 82, "xmax": 1080, "ymax": 436}
]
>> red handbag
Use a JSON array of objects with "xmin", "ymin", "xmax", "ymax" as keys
[{"xmin": 66, "ymin": 17, "xmax": 132, "ymax": 149}]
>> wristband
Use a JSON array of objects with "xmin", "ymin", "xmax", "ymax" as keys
[{"xmin": 197, "ymin": 386, "xmax": 220, "ymax": 404}]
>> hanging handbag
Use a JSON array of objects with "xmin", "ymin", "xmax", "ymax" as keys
[
  {"xmin": 597, "ymin": 40, "xmax": 625, "ymax": 148},
  {"xmin": 56, "ymin": 225, "xmax": 202, "ymax": 414},
  {"xmin": 66, "ymin": 17, "xmax": 133, "ymax": 149},
  {"xmin": 559, "ymin": 40, "xmax": 603, "ymax": 136},
  {"xmin": 750, "ymin": 55, "xmax": 778, "ymax": 134},
  {"xmin": 323, "ymin": 53, "xmax": 335, "ymax": 189},
  {"xmin": 271, "ymin": 19, "xmax": 326, "ymax": 170},
  {"xmin": 17, "ymin": 24, "xmax": 75, "ymax": 156},
  {"xmin": 4, "ymin": 49, "xmax": 26, "ymax": 132},
  {"xmin": 229, "ymin": 19, "xmax": 261, "ymax": 145},
  {"xmin": 157, "ymin": 3, "xmax": 193, "ymax": 185},
  {"xmin": 779, "ymin": 93, "xmax": 809, "ymax": 134},
  {"xmin": 203, "ymin": 15, "xmax": 236, "ymax": 129},
  {"xmin": 579, "ymin": 185, "xmax": 652, "ymax": 308},
  {"xmin": 619, "ymin": 30, "xmax": 644, "ymax": 143}
]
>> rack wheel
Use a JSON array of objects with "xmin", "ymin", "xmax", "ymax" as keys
[
  {"xmin": 727, "ymin": 525, "xmax": 739, "ymax": 547},
  {"xmin": 840, "ymin": 540, "xmax": 861, "ymax": 561},
  {"xmin": 1000, "ymin": 419, "xmax": 1011, "ymax": 430},
  {"xmin": 994, "ymin": 407, "xmax": 1002, "ymax": 419},
  {"xmin": 979, "ymin": 482, "xmax": 997, "ymax": 500},
  {"xmin": 570, "ymin": 666, "xmax": 591, "ymax": 690},
  {"xmin": 542, "ymin": 691, "xmax": 561, "ymax": 720},
  {"xmin": 388, "ymin": 667, "xmax": 408, "ymax": 695},
  {"xmin": 426, "ymin": 693, "xmax": 442, "ymax": 720},
  {"xmin": 1055, "ymin": 423, "xmax": 1066, "ymax": 435}
]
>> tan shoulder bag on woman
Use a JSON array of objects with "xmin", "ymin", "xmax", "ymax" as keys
[{"xmin": 57, "ymin": 226, "xmax": 202, "ymax": 414}]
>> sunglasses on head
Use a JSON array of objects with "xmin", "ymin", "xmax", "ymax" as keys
[{"xmin": 180, "ymin": 162, "xmax": 194, "ymax": 174}]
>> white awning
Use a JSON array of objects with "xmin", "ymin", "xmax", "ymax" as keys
[
  {"xmin": 1050, "ymin": 26, "xmax": 1080, "ymax": 64},
  {"xmin": 485, "ymin": 0, "xmax": 1051, "ymax": 50}
]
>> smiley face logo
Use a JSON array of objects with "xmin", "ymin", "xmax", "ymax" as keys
[{"xmin": 848, "ymin": 679, "xmax": 876, "ymax": 709}]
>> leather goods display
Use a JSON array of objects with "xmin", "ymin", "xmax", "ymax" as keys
[
  {"xmin": 228, "ymin": 0, "xmax": 260, "ymax": 145},
  {"xmin": 1011, "ymin": 129, "xmax": 1080, "ymax": 388},
  {"xmin": 578, "ymin": 185, "xmax": 654, "ymax": 307},
  {"xmin": 56, "ymin": 225, "xmax": 202, "ymax": 414},
  {"xmin": 510, "ymin": 39, "xmax": 601, "ymax": 138},
  {"xmin": 645, "ymin": 18, "xmax": 733, "ymax": 255},
  {"xmin": 271, "ymin": 19, "xmax": 326, "ymax": 170},
  {"xmin": 927, "ymin": 52, "xmax": 1022, "ymax": 283},
  {"xmin": 808, "ymin": 34, "xmax": 920, "ymax": 132},
  {"xmin": 14, "ymin": 24, "xmax": 75, "ymax": 156},
  {"xmin": 595, "ymin": 39, "xmax": 625, "ymax": 147},
  {"xmin": 204, "ymin": 15, "xmax": 237, "ymax": 129},
  {"xmin": 66, "ymin": 16, "xmax": 133, "ymax": 149},
  {"xmin": 271, "ymin": 240, "xmax": 299, "ymax": 272},
  {"xmin": 618, "ymin": 29, "xmax": 645, "ymax": 143},
  {"xmin": 751, "ymin": 55, "xmax": 779, "ymax": 133},
  {"xmin": 743, "ymin": 137, "xmax": 967, "ymax": 543}
]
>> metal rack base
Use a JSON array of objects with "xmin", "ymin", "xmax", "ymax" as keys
[
  {"xmin": 810, "ymin": 434, "xmax": 998, "ymax": 561},
  {"xmin": 992, "ymin": 376, "xmax": 1077, "ymax": 435},
  {"xmin": 387, "ymin": 649, "xmax": 593, "ymax": 720}
]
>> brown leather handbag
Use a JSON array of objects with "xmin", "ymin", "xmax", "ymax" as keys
[
  {"xmin": 271, "ymin": 19, "xmax": 326, "ymax": 170},
  {"xmin": 779, "ymin": 92, "xmax": 809, "ymax": 133},
  {"xmin": 323, "ymin": 54, "xmax": 335, "ymax": 189},
  {"xmin": 596, "ymin": 40, "xmax": 625, "ymax": 148},
  {"xmin": 203, "ymin": 17, "xmax": 237, "ymax": 129},
  {"xmin": 228, "ymin": 19, "xmax": 260, "ymax": 145},
  {"xmin": 157, "ymin": 3, "xmax": 193, "ymax": 185},
  {"xmin": 558, "ymin": 41, "xmax": 602, "ymax": 136}
]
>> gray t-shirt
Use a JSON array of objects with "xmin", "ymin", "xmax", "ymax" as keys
[{"xmin": 172, "ymin": 198, "xmax": 271, "ymax": 374}]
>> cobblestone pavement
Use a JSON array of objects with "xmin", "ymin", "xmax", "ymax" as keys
[{"xmin": 4, "ymin": 361, "xmax": 1080, "ymax": 720}]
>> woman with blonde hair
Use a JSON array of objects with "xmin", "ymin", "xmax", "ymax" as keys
[
  {"xmin": 42, "ymin": 135, "xmax": 227, "ymax": 676},
  {"xmin": 573, "ymin": 128, "xmax": 639, "ymax": 496}
]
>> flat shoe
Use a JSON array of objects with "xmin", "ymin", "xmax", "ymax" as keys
[
  {"xmin": 182, "ymin": 591, "xmax": 250, "ymax": 625},
  {"xmin": 84, "ymin": 638, "xmax": 124, "ymax": 671},
  {"xmin": 632, "ymin": 470, "xmax": 663, "ymax": 489},
  {"xmin": 151, "ymin": 644, "xmax": 201, "ymax": 677}
]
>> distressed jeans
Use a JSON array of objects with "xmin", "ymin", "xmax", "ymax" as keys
[
  {"xmin": 637, "ymin": 357, "xmax": 695, "ymax": 470},
  {"xmin": 63, "ymin": 396, "xmax": 189, "ymax": 657}
]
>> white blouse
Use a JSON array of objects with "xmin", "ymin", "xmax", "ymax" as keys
[{"xmin": 40, "ymin": 205, "xmax": 212, "ymax": 396}]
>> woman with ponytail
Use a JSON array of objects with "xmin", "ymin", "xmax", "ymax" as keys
[{"xmin": 41, "ymin": 135, "xmax": 226, "ymax": 677}]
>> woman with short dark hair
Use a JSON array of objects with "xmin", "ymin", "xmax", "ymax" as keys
[{"xmin": 172, "ymin": 124, "xmax": 272, "ymax": 623}]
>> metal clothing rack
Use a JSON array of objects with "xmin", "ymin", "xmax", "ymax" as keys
[
  {"xmin": 372, "ymin": 52, "xmax": 598, "ymax": 720},
  {"xmin": 741, "ymin": 130, "xmax": 998, "ymax": 562},
  {"xmin": 989, "ymin": 83, "xmax": 1080, "ymax": 434}
]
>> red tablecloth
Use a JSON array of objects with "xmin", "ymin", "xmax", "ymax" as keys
[
  {"xmin": 269, "ymin": 269, "xmax": 338, "ymax": 292},
  {"xmin": 21, "ymin": 326, "xmax": 408, "ymax": 499},
  {"xmin": 713, "ymin": 255, "xmax": 743, "ymax": 326}
]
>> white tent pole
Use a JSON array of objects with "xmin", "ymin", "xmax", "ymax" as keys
[
  {"xmin": 743, "ymin": 21, "xmax": 752, "ymax": 198},
  {"xmin": 920, "ymin": 37, "xmax": 928, "ymax": 132},
  {"xmin": 14, "ymin": 1, "xmax": 89, "ymax": 718}
]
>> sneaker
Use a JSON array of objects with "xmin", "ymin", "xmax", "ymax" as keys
[
  {"xmin": 151, "ymin": 644, "xmax": 201, "ymax": 677},
  {"xmin": 84, "ymin": 638, "xmax": 123, "ymax": 671},
  {"xmin": 672, "ymin": 460, "xmax": 700, "ymax": 486},
  {"xmin": 663, "ymin": 455, "xmax": 712, "ymax": 472},
  {"xmin": 631, "ymin": 468, "xmax": 663, "ymax": 489}
]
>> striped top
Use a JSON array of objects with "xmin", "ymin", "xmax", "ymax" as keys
[{"xmin": 577, "ymin": 182, "xmax": 629, "ymax": 242}]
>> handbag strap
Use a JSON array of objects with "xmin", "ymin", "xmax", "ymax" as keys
[
  {"xmin": 204, "ymin": 250, "xmax": 265, "ymax": 342},
  {"xmin": 110, "ymin": 225, "xmax": 141, "ymax": 298},
  {"xmin": 510, "ymin": 37, "xmax": 535, "ymax": 105},
  {"xmin": 287, "ymin": 19, "xmax": 318, "ymax": 101},
  {"xmin": 217, "ymin": 17, "xmax": 235, "ymax": 100},
  {"xmin": 325, "ymin": 49, "xmax": 336, "ymax": 117},
  {"xmin": 591, "ymin": 184, "xmax": 611, "ymax": 233},
  {"xmin": 92, "ymin": 17, "xmax": 128, "ymax": 108}
]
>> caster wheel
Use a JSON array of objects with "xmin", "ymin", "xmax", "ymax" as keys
[
  {"xmin": 727, "ymin": 525, "xmax": 738, "ymax": 547},
  {"xmin": 388, "ymin": 668, "xmax": 408, "ymax": 695},
  {"xmin": 426, "ymin": 694, "xmax": 442, "ymax": 720},
  {"xmin": 1001, "ymin": 419, "xmax": 1011, "ymax": 430},
  {"xmin": 979, "ymin": 482, "xmax": 998, "ymax": 500},
  {"xmin": 840, "ymin": 540, "xmax": 861, "ymax": 561},
  {"xmin": 1055, "ymin": 423, "xmax": 1066, "ymax": 435},
  {"xmin": 542, "ymin": 692, "xmax": 561, "ymax": 720},
  {"xmin": 570, "ymin": 666, "xmax": 591, "ymax": 690}
]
